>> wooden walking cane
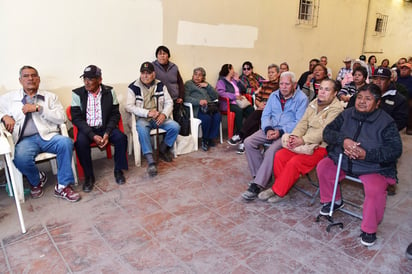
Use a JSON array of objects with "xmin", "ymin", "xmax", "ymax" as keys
[{"xmin": 155, "ymin": 94, "xmax": 160, "ymax": 162}]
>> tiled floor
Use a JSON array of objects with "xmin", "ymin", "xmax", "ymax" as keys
[{"xmin": 1, "ymin": 133, "xmax": 412, "ymax": 273}]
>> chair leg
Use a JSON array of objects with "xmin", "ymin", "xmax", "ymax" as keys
[
  {"xmin": 5, "ymin": 153, "xmax": 26, "ymax": 233},
  {"xmin": 75, "ymin": 152, "xmax": 85, "ymax": 181},
  {"xmin": 50, "ymin": 158, "xmax": 58, "ymax": 175},
  {"xmin": 219, "ymin": 122, "xmax": 223, "ymax": 144},
  {"xmin": 106, "ymin": 145, "xmax": 112, "ymax": 159},
  {"xmin": 227, "ymin": 112, "xmax": 235, "ymax": 139}
]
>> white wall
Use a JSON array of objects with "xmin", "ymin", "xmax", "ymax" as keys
[{"xmin": 0, "ymin": 0, "xmax": 163, "ymax": 106}]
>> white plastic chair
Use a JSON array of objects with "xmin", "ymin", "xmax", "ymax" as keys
[
  {"xmin": 184, "ymin": 102, "xmax": 223, "ymax": 145},
  {"xmin": 127, "ymin": 116, "xmax": 177, "ymax": 167},
  {"xmin": 0, "ymin": 125, "xmax": 26, "ymax": 233},
  {"xmin": 3, "ymin": 123, "xmax": 78, "ymax": 203}
]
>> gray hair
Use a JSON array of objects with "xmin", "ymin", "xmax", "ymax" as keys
[
  {"xmin": 193, "ymin": 67, "xmax": 206, "ymax": 77},
  {"xmin": 280, "ymin": 71, "xmax": 296, "ymax": 83},
  {"xmin": 267, "ymin": 64, "xmax": 280, "ymax": 73},
  {"xmin": 19, "ymin": 65, "xmax": 38, "ymax": 77}
]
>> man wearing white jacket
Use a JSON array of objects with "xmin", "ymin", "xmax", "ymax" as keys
[{"xmin": 0, "ymin": 66, "xmax": 80, "ymax": 202}]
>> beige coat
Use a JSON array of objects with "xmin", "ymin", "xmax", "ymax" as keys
[{"xmin": 291, "ymin": 97, "xmax": 343, "ymax": 148}]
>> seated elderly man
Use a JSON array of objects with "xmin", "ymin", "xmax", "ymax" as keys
[
  {"xmin": 242, "ymin": 72, "xmax": 308, "ymax": 200},
  {"xmin": 126, "ymin": 62, "xmax": 180, "ymax": 177},
  {"xmin": 372, "ymin": 67, "xmax": 408, "ymax": 131},
  {"xmin": 0, "ymin": 66, "xmax": 80, "ymax": 202}
]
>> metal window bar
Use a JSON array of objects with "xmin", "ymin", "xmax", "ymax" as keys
[{"xmin": 297, "ymin": 0, "xmax": 319, "ymax": 27}]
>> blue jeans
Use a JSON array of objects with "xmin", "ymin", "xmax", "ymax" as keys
[
  {"xmin": 13, "ymin": 134, "xmax": 74, "ymax": 187},
  {"xmin": 136, "ymin": 118, "xmax": 180, "ymax": 155},
  {"xmin": 197, "ymin": 111, "xmax": 221, "ymax": 139}
]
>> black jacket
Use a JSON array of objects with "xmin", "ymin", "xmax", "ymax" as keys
[{"xmin": 71, "ymin": 84, "xmax": 120, "ymax": 140}]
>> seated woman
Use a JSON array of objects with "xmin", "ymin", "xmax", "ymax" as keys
[
  {"xmin": 316, "ymin": 84, "xmax": 402, "ymax": 247},
  {"xmin": 338, "ymin": 66, "xmax": 367, "ymax": 107},
  {"xmin": 302, "ymin": 64, "xmax": 329, "ymax": 101},
  {"xmin": 258, "ymin": 79, "xmax": 343, "ymax": 203},
  {"xmin": 184, "ymin": 67, "xmax": 221, "ymax": 151},
  {"xmin": 216, "ymin": 64, "xmax": 254, "ymax": 139},
  {"xmin": 228, "ymin": 64, "xmax": 280, "ymax": 154},
  {"xmin": 239, "ymin": 61, "xmax": 265, "ymax": 95}
]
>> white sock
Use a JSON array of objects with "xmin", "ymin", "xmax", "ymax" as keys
[{"xmin": 57, "ymin": 184, "xmax": 66, "ymax": 190}]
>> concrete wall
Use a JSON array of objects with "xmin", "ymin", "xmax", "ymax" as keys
[{"xmin": 1, "ymin": 0, "xmax": 411, "ymax": 108}]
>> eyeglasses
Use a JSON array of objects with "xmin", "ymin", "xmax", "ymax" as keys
[{"xmin": 243, "ymin": 67, "xmax": 251, "ymax": 71}]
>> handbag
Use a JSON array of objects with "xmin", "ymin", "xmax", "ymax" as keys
[
  {"xmin": 173, "ymin": 104, "xmax": 191, "ymax": 136},
  {"xmin": 236, "ymin": 96, "xmax": 251, "ymax": 109},
  {"xmin": 200, "ymin": 101, "xmax": 219, "ymax": 115},
  {"xmin": 281, "ymin": 133, "xmax": 318, "ymax": 155}
]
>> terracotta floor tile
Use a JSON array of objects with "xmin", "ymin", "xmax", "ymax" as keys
[
  {"xmin": 5, "ymin": 233, "xmax": 68, "ymax": 273},
  {"xmin": 0, "ymin": 132, "xmax": 411, "ymax": 273}
]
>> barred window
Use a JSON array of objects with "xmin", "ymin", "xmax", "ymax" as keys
[
  {"xmin": 374, "ymin": 13, "xmax": 388, "ymax": 35},
  {"xmin": 297, "ymin": 0, "xmax": 319, "ymax": 27}
]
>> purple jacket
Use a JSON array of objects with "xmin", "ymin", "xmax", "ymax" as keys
[{"xmin": 216, "ymin": 77, "xmax": 246, "ymax": 111}]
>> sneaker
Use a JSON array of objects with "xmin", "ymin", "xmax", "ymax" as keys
[
  {"xmin": 360, "ymin": 231, "xmax": 377, "ymax": 247},
  {"xmin": 406, "ymin": 242, "xmax": 412, "ymax": 260},
  {"xmin": 236, "ymin": 143, "xmax": 245, "ymax": 155},
  {"xmin": 241, "ymin": 183, "xmax": 261, "ymax": 200},
  {"xmin": 30, "ymin": 185, "xmax": 44, "ymax": 199},
  {"xmin": 39, "ymin": 171, "xmax": 47, "ymax": 187},
  {"xmin": 258, "ymin": 188, "xmax": 275, "ymax": 201},
  {"xmin": 201, "ymin": 140, "xmax": 209, "ymax": 151},
  {"xmin": 54, "ymin": 185, "xmax": 81, "ymax": 202},
  {"xmin": 227, "ymin": 135, "xmax": 241, "ymax": 146},
  {"xmin": 147, "ymin": 163, "xmax": 158, "ymax": 177},
  {"xmin": 319, "ymin": 202, "xmax": 344, "ymax": 216},
  {"xmin": 267, "ymin": 194, "xmax": 288, "ymax": 204}
]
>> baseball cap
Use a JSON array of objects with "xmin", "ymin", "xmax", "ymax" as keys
[
  {"xmin": 140, "ymin": 62, "xmax": 155, "ymax": 73},
  {"xmin": 373, "ymin": 67, "xmax": 391, "ymax": 78},
  {"xmin": 80, "ymin": 65, "xmax": 102, "ymax": 78}
]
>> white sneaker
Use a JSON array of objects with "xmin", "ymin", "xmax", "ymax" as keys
[
  {"xmin": 236, "ymin": 143, "xmax": 245, "ymax": 154},
  {"xmin": 258, "ymin": 188, "xmax": 275, "ymax": 200},
  {"xmin": 227, "ymin": 135, "xmax": 241, "ymax": 146}
]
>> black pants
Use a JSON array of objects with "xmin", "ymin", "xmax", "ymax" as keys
[
  {"xmin": 228, "ymin": 104, "xmax": 254, "ymax": 134},
  {"xmin": 239, "ymin": 109, "xmax": 263, "ymax": 141},
  {"xmin": 74, "ymin": 127, "xmax": 128, "ymax": 177}
]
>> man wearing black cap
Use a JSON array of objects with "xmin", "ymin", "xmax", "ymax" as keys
[
  {"xmin": 125, "ymin": 61, "xmax": 180, "ymax": 177},
  {"xmin": 71, "ymin": 65, "xmax": 128, "ymax": 192},
  {"xmin": 372, "ymin": 67, "xmax": 408, "ymax": 131}
]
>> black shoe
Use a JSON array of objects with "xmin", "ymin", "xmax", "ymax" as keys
[
  {"xmin": 406, "ymin": 242, "xmax": 412, "ymax": 260},
  {"xmin": 159, "ymin": 142, "xmax": 173, "ymax": 162},
  {"xmin": 319, "ymin": 201, "xmax": 344, "ymax": 216},
  {"xmin": 159, "ymin": 151, "xmax": 173, "ymax": 162},
  {"xmin": 208, "ymin": 139, "xmax": 216, "ymax": 147},
  {"xmin": 147, "ymin": 163, "xmax": 158, "ymax": 177},
  {"xmin": 360, "ymin": 231, "xmax": 377, "ymax": 247},
  {"xmin": 82, "ymin": 176, "xmax": 95, "ymax": 192},
  {"xmin": 114, "ymin": 170, "xmax": 126, "ymax": 185},
  {"xmin": 241, "ymin": 183, "xmax": 261, "ymax": 200},
  {"xmin": 201, "ymin": 140, "xmax": 209, "ymax": 151},
  {"xmin": 387, "ymin": 184, "xmax": 396, "ymax": 196}
]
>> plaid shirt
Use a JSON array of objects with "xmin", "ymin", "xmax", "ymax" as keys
[{"xmin": 86, "ymin": 87, "xmax": 103, "ymax": 127}]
